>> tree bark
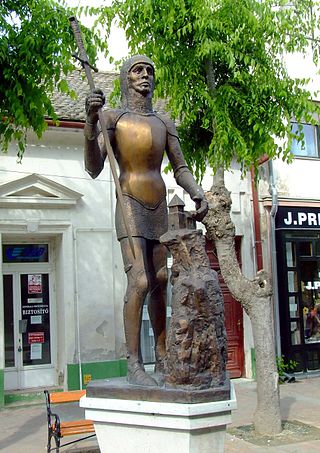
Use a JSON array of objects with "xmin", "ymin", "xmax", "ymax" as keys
[{"xmin": 203, "ymin": 168, "xmax": 282, "ymax": 435}]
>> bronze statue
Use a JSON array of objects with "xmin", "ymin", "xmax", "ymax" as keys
[{"xmin": 84, "ymin": 55, "xmax": 208, "ymax": 386}]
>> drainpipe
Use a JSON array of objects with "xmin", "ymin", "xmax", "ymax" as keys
[
  {"xmin": 45, "ymin": 119, "xmax": 84, "ymax": 129},
  {"xmin": 73, "ymin": 228, "xmax": 83, "ymax": 390},
  {"xmin": 268, "ymin": 160, "xmax": 281, "ymax": 356}
]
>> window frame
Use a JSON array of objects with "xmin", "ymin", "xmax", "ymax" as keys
[{"xmin": 290, "ymin": 122, "xmax": 320, "ymax": 159}]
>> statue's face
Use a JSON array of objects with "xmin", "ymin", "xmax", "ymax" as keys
[{"xmin": 128, "ymin": 63, "xmax": 154, "ymax": 95}]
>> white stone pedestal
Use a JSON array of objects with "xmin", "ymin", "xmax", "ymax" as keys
[{"xmin": 80, "ymin": 383, "xmax": 237, "ymax": 453}]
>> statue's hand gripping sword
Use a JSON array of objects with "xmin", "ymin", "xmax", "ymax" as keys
[{"xmin": 69, "ymin": 16, "xmax": 136, "ymax": 259}]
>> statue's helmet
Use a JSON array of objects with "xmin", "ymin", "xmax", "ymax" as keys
[{"xmin": 120, "ymin": 55, "xmax": 155, "ymax": 106}]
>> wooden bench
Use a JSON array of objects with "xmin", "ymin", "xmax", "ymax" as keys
[{"xmin": 44, "ymin": 389, "xmax": 96, "ymax": 452}]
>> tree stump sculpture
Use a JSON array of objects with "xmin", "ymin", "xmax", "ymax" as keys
[{"xmin": 160, "ymin": 196, "xmax": 228, "ymax": 390}]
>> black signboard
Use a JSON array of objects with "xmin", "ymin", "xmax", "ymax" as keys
[{"xmin": 276, "ymin": 206, "xmax": 320, "ymax": 230}]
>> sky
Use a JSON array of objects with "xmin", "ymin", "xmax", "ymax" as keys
[
  {"xmin": 64, "ymin": 0, "xmax": 320, "ymax": 98},
  {"xmin": 65, "ymin": 0, "xmax": 128, "ymax": 71}
]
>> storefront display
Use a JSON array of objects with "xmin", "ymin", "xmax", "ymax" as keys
[{"xmin": 276, "ymin": 206, "xmax": 320, "ymax": 372}]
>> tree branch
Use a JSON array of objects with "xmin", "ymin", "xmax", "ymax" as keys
[{"xmin": 203, "ymin": 174, "xmax": 272, "ymax": 314}]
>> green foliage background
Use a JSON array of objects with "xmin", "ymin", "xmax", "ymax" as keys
[
  {"xmin": 92, "ymin": 0, "xmax": 320, "ymax": 178},
  {"xmin": 2, "ymin": 0, "xmax": 320, "ymax": 174},
  {"xmin": 0, "ymin": 0, "xmax": 104, "ymax": 159}
]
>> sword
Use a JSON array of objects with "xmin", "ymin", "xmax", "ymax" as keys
[{"xmin": 69, "ymin": 16, "xmax": 136, "ymax": 259}]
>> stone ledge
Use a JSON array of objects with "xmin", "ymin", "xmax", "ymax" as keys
[{"xmin": 86, "ymin": 375, "xmax": 230, "ymax": 404}]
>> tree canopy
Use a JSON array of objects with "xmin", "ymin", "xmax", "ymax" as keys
[
  {"xmin": 93, "ymin": 0, "xmax": 320, "ymax": 179},
  {"xmin": 0, "ymin": 0, "xmax": 104, "ymax": 159}
]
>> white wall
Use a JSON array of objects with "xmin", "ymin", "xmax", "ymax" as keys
[
  {"xmin": 0, "ymin": 127, "xmax": 125, "ymax": 380},
  {"xmin": 259, "ymin": 156, "xmax": 320, "ymax": 202}
]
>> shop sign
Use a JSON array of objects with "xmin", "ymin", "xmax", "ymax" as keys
[
  {"xmin": 276, "ymin": 207, "xmax": 320, "ymax": 229},
  {"xmin": 305, "ymin": 281, "xmax": 320, "ymax": 290},
  {"xmin": 2, "ymin": 244, "xmax": 48, "ymax": 263}
]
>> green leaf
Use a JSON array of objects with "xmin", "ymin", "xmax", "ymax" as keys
[
  {"xmin": 0, "ymin": 0, "xmax": 104, "ymax": 159},
  {"xmin": 100, "ymin": 0, "xmax": 320, "ymax": 176}
]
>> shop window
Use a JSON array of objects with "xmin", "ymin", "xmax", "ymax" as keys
[
  {"xmin": 289, "ymin": 295, "xmax": 299, "ymax": 317},
  {"xmin": 299, "ymin": 241, "xmax": 313, "ymax": 256},
  {"xmin": 301, "ymin": 260, "xmax": 320, "ymax": 344},
  {"xmin": 286, "ymin": 242, "xmax": 296, "ymax": 267},
  {"xmin": 277, "ymin": 229, "xmax": 320, "ymax": 373},
  {"xmin": 4, "ymin": 275, "xmax": 14, "ymax": 367},
  {"xmin": 287, "ymin": 270, "xmax": 298, "ymax": 292},
  {"xmin": 291, "ymin": 321, "xmax": 301, "ymax": 345},
  {"xmin": 291, "ymin": 122, "xmax": 320, "ymax": 158}
]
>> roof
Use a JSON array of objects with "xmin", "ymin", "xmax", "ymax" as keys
[{"xmin": 51, "ymin": 70, "xmax": 168, "ymax": 122}]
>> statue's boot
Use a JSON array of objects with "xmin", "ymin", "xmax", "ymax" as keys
[{"xmin": 127, "ymin": 360, "xmax": 157, "ymax": 387}]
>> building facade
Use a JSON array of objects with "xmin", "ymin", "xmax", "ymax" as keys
[{"xmin": 260, "ymin": 143, "xmax": 320, "ymax": 374}]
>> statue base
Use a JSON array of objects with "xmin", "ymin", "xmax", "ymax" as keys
[
  {"xmin": 81, "ymin": 378, "xmax": 237, "ymax": 453},
  {"xmin": 86, "ymin": 375, "xmax": 230, "ymax": 403}
]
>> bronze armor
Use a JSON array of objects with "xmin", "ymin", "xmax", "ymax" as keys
[{"xmin": 114, "ymin": 112, "xmax": 167, "ymax": 208}]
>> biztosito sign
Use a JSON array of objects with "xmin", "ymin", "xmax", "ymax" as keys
[{"xmin": 276, "ymin": 206, "xmax": 320, "ymax": 229}]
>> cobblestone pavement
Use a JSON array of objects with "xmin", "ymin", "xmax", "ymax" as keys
[
  {"xmin": 0, "ymin": 376, "xmax": 319, "ymax": 452},
  {"xmin": 225, "ymin": 376, "xmax": 320, "ymax": 452}
]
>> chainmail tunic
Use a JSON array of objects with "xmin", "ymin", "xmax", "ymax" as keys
[{"xmin": 115, "ymin": 194, "xmax": 168, "ymax": 241}]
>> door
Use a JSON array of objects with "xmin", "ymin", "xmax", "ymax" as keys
[
  {"xmin": 3, "ymin": 244, "xmax": 56, "ymax": 390},
  {"xmin": 205, "ymin": 237, "xmax": 244, "ymax": 378}
]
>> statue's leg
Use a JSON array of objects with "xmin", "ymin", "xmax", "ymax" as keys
[
  {"xmin": 147, "ymin": 241, "xmax": 168, "ymax": 374},
  {"xmin": 120, "ymin": 237, "xmax": 157, "ymax": 386}
]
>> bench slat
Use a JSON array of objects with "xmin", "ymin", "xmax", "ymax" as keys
[
  {"xmin": 61, "ymin": 428, "xmax": 95, "ymax": 436},
  {"xmin": 61, "ymin": 420, "xmax": 94, "ymax": 428},
  {"xmin": 61, "ymin": 421, "xmax": 95, "ymax": 436},
  {"xmin": 49, "ymin": 390, "xmax": 86, "ymax": 404},
  {"xmin": 52, "ymin": 420, "xmax": 94, "ymax": 437}
]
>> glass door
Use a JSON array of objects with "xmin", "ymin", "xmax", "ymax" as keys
[
  {"xmin": 20, "ymin": 273, "xmax": 51, "ymax": 366},
  {"xmin": 3, "ymin": 272, "xmax": 55, "ymax": 390}
]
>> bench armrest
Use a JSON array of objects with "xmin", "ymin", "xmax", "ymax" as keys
[{"xmin": 44, "ymin": 390, "xmax": 62, "ymax": 437}]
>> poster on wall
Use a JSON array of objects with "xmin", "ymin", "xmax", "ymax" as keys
[
  {"xmin": 27, "ymin": 297, "xmax": 43, "ymax": 304},
  {"xmin": 31, "ymin": 315, "xmax": 42, "ymax": 324},
  {"xmin": 28, "ymin": 332, "xmax": 45, "ymax": 344},
  {"xmin": 28, "ymin": 274, "xmax": 42, "ymax": 294},
  {"xmin": 30, "ymin": 343, "xmax": 42, "ymax": 360}
]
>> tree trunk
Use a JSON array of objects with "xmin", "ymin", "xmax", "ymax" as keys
[{"xmin": 203, "ymin": 168, "xmax": 282, "ymax": 436}]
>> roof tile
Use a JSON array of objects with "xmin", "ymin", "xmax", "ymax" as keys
[{"xmin": 51, "ymin": 70, "xmax": 168, "ymax": 121}]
